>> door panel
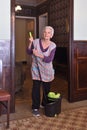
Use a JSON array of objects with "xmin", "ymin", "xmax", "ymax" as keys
[
  {"xmin": 75, "ymin": 44, "xmax": 87, "ymax": 91},
  {"xmin": 77, "ymin": 58, "xmax": 87, "ymax": 89}
]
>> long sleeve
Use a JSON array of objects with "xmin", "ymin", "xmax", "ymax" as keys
[
  {"xmin": 27, "ymin": 43, "xmax": 34, "ymax": 55},
  {"xmin": 43, "ymin": 48, "xmax": 56, "ymax": 63}
]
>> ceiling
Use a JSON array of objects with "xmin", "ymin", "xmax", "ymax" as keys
[{"xmin": 16, "ymin": 0, "xmax": 47, "ymax": 6}]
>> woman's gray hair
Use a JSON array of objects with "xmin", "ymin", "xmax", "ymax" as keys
[{"xmin": 42, "ymin": 26, "xmax": 54, "ymax": 37}]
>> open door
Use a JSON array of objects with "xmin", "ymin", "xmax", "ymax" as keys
[
  {"xmin": 39, "ymin": 13, "xmax": 48, "ymax": 38},
  {"xmin": 69, "ymin": 0, "xmax": 87, "ymax": 102}
]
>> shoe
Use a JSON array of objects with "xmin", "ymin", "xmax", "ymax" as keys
[
  {"xmin": 40, "ymin": 105, "xmax": 44, "ymax": 109},
  {"xmin": 32, "ymin": 109, "xmax": 40, "ymax": 117}
]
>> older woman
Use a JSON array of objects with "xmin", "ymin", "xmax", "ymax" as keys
[{"xmin": 27, "ymin": 26, "xmax": 56, "ymax": 116}]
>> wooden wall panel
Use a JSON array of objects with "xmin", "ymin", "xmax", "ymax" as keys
[
  {"xmin": 0, "ymin": 40, "xmax": 14, "ymax": 113},
  {"xmin": 0, "ymin": 41, "xmax": 10, "ymax": 66},
  {"xmin": 69, "ymin": 42, "xmax": 87, "ymax": 101},
  {"xmin": 77, "ymin": 60, "xmax": 87, "ymax": 89},
  {"xmin": 48, "ymin": 0, "xmax": 70, "ymax": 47},
  {"xmin": 76, "ymin": 45, "xmax": 87, "ymax": 90}
]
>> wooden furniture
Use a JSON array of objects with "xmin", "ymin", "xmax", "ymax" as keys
[{"xmin": 0, "ymin": 89, "xmax": 11, "ymax": 128}]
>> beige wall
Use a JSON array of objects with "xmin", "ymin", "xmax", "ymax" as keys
[
  {"xmin": 15, "ymin": 18, "xmax": 26, "ymax": 62},
  {"xmin": 15, "ymin": 18, "xmax": 35, "ymax": 63}
]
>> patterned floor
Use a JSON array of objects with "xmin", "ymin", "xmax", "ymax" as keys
[{"xmin": 0, "ymin": 106, "xmax": 87, "ymax": 130}]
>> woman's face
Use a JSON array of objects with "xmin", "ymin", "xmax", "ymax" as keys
[{"xmin": 42, "ymin": 28, "xmax": 52, "ymax": 40}]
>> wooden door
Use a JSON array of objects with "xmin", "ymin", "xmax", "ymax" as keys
[{"xmin": 69, "ymin": 0, "xmax": 87, "ymax": 102}]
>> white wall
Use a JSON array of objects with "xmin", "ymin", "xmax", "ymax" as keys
[
  {"xmin": 0, "ymin": 0, "xmax": 10, "ymax": 40},
  {"xmin": 74, "ymin": 0, "xmax": 87, "ymax": 40}
]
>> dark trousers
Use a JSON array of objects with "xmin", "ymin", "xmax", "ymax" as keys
[{"xmin": 32, "ymin": 80, "xmax": 51, "ymax": 109}]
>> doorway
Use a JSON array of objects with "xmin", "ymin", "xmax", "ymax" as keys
[
  {"xmin": 15, "ymin": 16, "xmax": 36, "ymax": 101},
  {"xmin": 39, "ymin": 13, "xmax": 48, "ymax": 38},
  {"xmin": 15, "ymin": 16, "xmax": 36, "ymax": 63},
  {"xmin": 15, "ymin": 15, "xmax": 68, "ymax": 103}
]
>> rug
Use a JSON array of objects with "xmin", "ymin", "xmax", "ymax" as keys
[{"xmin": 0, "ymin": 106, "xmax": 87, "ymax": 130}]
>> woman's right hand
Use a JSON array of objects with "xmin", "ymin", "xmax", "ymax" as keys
[{"xmin": 28, "ymin": 36, "xmax": 34, "ymax": 49}]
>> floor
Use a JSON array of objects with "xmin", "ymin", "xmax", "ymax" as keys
[
  {"xmin": 14, "ymin": 64, "xmax": 87, "ymax": 118},
  {"xmin": 1, "ymin": 64, "xmax": 87, "ymax": 122},
  {"xmin": 15, "ymin": 64, "xmax": 68, "ymax": 102}
]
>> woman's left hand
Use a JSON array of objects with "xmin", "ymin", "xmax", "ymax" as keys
[{"xmin": 33, "ymin": 49, "xmax": 44, "ymax": 59}]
